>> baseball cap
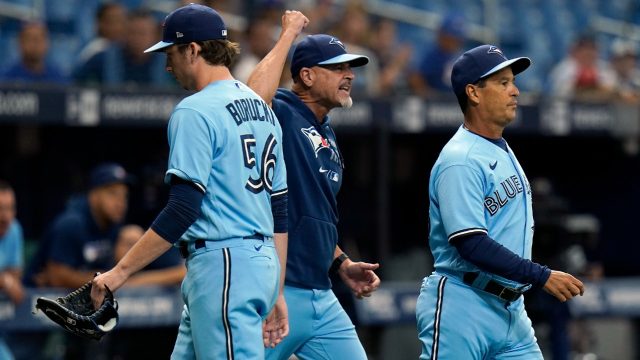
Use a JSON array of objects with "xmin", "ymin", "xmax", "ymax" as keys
[
  {"xmin": 144, "ymin": 3, "xmax": 227, "ymax": 53},
  {"xmin": 290, "ymin": 34, "xmax": 369, "ymax": 78},
  {"xmin": 451, "ymin": 44, "xmax": 531, "ymax": 97},
  {"xmin": 89, "ymin": 163, "xmax": 133, "ymax": 190}
]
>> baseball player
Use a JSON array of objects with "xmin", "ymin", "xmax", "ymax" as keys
[
  {"xmin": 416, "ymin": 44, "xmax": 586, "ymax": 359},
  {"xmin": 248, "ymin": 11, "xmax": 380, "ymax": 359},
  {"xmin": 91, "ymin": 4, "xmax": 289, "ymax": 359},
  {"xmin": 0, "ymin": 180, "xmax": 24, "ymax": 360}
]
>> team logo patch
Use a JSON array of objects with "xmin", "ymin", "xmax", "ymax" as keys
[
  {"xmin": 487, "ymin": 46, "xmax": 507, "ymax": 60},
  {"xmin": 176, "ymin": 31, "xmax": 184, "ymax": 38},
  {"xmin": 329, "ymin": 37, "xmax": 346, "ymax": 50},
  {"xmin": 301, "ymin": 127, "xmax": 330, "ymax": 157}
]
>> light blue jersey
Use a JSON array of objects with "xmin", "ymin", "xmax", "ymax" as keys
[
  {"xmin": 0, "ymin": 220, "xmax": 22, "ymax": 360},
  {"xmin": 166, "ymin": 80, "xmax": 287, "ymax": 242},
  {"xmin": 429, "ymin": 125, "xmax": 533, "ymax": 288},
  {"xmin": 168, "ymin": 80, "xmax": 287, "ymax": 360},
  {"xmin": 0, "ymin": 221, "xmax": 23, "ymax": 270},
  {"xmin": 417, "ymin": 126, "xmax": 542, "ymax": 359}
]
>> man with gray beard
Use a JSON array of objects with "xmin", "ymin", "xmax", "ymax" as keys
[{"xmin": 248, "ymin": 10, "xmax": 381, "ymax": 360}]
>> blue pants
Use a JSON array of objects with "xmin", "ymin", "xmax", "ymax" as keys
[
  {"xmin": 416, "ymin": 273, "xmax": 543, "ymax": 359},
  {"xmin": 265, "ymin": 286, "xmax": 367, "ymax": 360},
  {"xmin": 171, "ymin": 239, "xmax": 280, "ymax": 360}
]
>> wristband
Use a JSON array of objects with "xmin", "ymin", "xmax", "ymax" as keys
[{"xmin": 329, "ymin": 253, "xmax": 349, "ymax": 274}]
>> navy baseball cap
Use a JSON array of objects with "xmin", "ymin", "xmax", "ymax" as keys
[
  {"xmin": 451, "ymin": 45, "xmax": 531, "ymax": 97},
  {"xmin": 144, "ymin": 3, "xmax": 227, "ymax": 53},
  {"xmin": 290, "ymin": 34, "xmax": 369, "ymax": 78},
  {"xmin": 89, "ymin": 163, "xmax": 133, "ymax": 190}
]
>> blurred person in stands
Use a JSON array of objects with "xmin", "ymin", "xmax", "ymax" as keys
[
  {"xmin": 23, "ymin": 163, "xmax": 145, "ymax": 359},
  {"xmin": 548, "ymin": 33, "xmax": 616, "ymax": 101},
  {"xmin": 24, "ymin": 162, "xmax": 134, "ymax": 289},
  {"xmin": 525, "ymin": 178, "xmax": 602, "ymax": 360},
  {"xmin": 370, "ymin": 17, "xmax": 412, "ymax": 96},
  {"xmin": 298, "ymin": 0, "xmax": 336, "ymax": 35},
  {"xmin": 609, "ymin": 38, "xmax": 640, "ymax": 103},
  {"xmin": 0, "ymin": 21, "xmax": 69, "ymax": 84},
  {"xmin": 110, "ymin": 224, "xmax": 185, "ymax": 359},
  {"xmin": 0, "ymin": 180, "xmax": 25, "ymax": 360},
  {"xmin": 113, "ymin": 224, "xmax": 185, "ymax": 287},
  {"xmin": 328, "ymin": 2, "xmax": 380, "ymax": 96},
  {"xmin": 232, "ymin": 14, "xmax": 279, "ymax": 84},
  {"xmin": 73, "ymin": 8, "xmax": 172, "ymax": 87},
  {"xmin": 77, "ymin": 2, "xmax": 128, "ymax": 64},
  {"xmin": 408, "ymin": 12, "xmax": 466, "ymax": 98}
]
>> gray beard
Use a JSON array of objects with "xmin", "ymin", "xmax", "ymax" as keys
[{"xmin": 339, "ymin": 96, "xmax": 353, "ymax": 109}]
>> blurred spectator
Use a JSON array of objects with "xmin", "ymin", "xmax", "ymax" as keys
[
  {"xmin": 547, "ymin": 33, "xmax": 616, "ymax": 101},
  {"xmin": 0, "ymin": 180, "xmax": 24, "ymax": 360},
  {"xmin": 109, "ymin": 224, "xmax": 184, "ymax": 359},
  {"xmin": 408, "ymin": 12, "xmax": 466, "ymax": 98},
  {"xmin": 77, "ymin": 2, "xmax": 128, "ymax": 64},
  {"xmin": 0, "ymin": 21, "xmax": 69, "ymax": 84},
  {"xmin": 370, "ymin": 17, "xmax": 412, "ymax": 96},
  {"xmin": 526, "ymin": 177, "xmax": 602, "ymax": 360},
  {"xmin": 21, "ymin": 162, "xmax": 136, "ymax": 360},
  {"xmin": 232, "ymin": 15, "xmax": 278, "ymax": 83},
  {"xmin": 113, "ymin": 224, "xmax": 185, "ymax": 287},
  {"xmin": 24, "ymin": 162, "xmax": 133, "ymax": 289},
  {"xmin": 298, "ymin": 0, "xmax": 336, "ymax": 34},
  {"xmin": 609, "ymin": 38, "xmax": 640, "ymax": 103},
  {"xmin": 73, "ymin": 9, "xmax": 173, "ymax": 87},
  {"xmin": 329, "ymin": 2, "xmax": 380, "ymax": 96}
]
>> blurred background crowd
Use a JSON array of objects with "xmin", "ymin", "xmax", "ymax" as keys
[
  {"xmin": 0, "ymin": 0, "xmax": 639, "ymax": 359},
  {"xmin": 0, "ymin": 0, "xmax": 638, "ymax": 99}
]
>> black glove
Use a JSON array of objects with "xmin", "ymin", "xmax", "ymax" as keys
[{"xmin": 34, "ymin": 279, "xmax": 119, "ymax": 341}]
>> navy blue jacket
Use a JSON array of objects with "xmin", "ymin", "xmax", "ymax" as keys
[{"xmin": 273, "ymin": 89, "xmax": 344, "ymax": 290}]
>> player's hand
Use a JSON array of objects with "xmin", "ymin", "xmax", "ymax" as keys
[
  {"xmin": 281, "ymin": 10, "xmax": 309, "ymax": 39},
  {"xmin": 263, "ymin": 293, "xmax": 289, "ymax": 348},
  {"xmin": 542, "ymin": 270, "xmax": 585, "ymax": 302},
  {"xmin": 338, "ymin": 260, "xmax": 381, "ymax": 299},
  {"xmin": 91, "ymin": 268, "xmax": 127, "ymax": 310}
]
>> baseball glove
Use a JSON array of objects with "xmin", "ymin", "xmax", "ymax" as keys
[{"xmin": 34, "ymin": 280, "xmax": 119, "ymax": 341}]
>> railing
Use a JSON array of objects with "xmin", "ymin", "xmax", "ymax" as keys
[{"xmin": 0, "ymin": 85, "xmax": 637, "ymax": 139}]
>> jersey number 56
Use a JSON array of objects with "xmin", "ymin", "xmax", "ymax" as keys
[{"xmin": 241, "ymin": 133, "xmax": 277, "ymax": 194}]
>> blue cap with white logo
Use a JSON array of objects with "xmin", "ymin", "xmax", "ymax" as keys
[
  {"xmin": 290, "ymin": 34, "xmax": 369, "ymax": 78},
  {"xmin": 89, "ymin": 162, "xmax": 134, "ymax": 190},
  {"xmin": 144, "ymin": 3, "xmax": 227, "ymax": 53},
  {"xmin": 451, "ymin": 44, "xmax": 531, "ymax": 97}
]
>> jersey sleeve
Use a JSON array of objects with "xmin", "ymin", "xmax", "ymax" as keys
[
  {"xmin": 435, "ymin": 164, "xmax": 488, "ymax": 241},
  {"xmin": 165, "ymin": 107, "xmax": 217, "ymax": 190}
]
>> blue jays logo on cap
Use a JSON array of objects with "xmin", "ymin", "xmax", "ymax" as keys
[
  {"xmin": 450, "ymin": 44, "xmax": 531, "ymax": 97},
  {"xmin": 144, "ymin": 3, "xmax": 227, "ymax": 53},
  {"xmin": 290, "ymin": 34, "xmax": 369, "ymax": 77},
  {"xmin": 329, "ymin": 37, "xmax": 346, "ymax": 50},
  {"xmin": 487, "ymin": 46, "xmax": 506, "ymax": 59}
]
